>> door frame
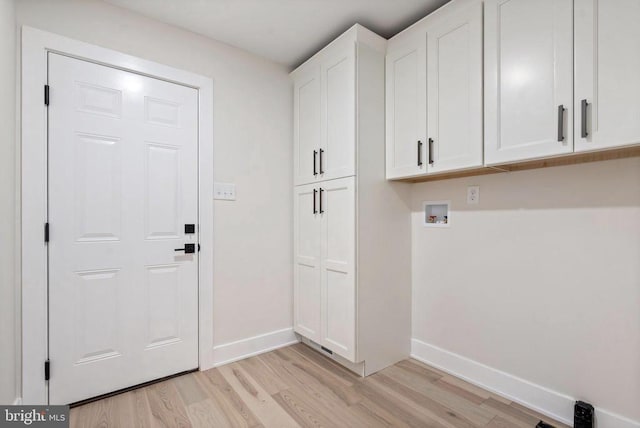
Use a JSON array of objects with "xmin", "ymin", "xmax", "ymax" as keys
[{"xmin": 21, "ymin": 26, "xmax": 215, "ymax": 404}]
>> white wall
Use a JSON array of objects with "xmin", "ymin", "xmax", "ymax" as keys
[
  {"xmin": 12, "ymin": 0, "xmax": 293, "ymax": 396},
  {"xmin": 411, "ymin": 157, "xmax": 640, "ymax": 423},
  {"xmin": 0, "ymin": 0, "xmax": 16, "ymax": 405}
]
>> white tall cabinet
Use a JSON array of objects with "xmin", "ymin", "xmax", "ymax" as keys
[
  {"xmin": 575, "ymin": 0, "xmax": 640, "ymax": 152},
  {"xmin": 386, "ymin": 0, "xmax": 484, "ymax": 179},
  {"xmin": 292, "ymin": 25, "xmax": 411, "ymax": 375}
]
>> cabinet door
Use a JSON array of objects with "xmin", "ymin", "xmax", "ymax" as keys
[
  {"xmin": 319, "ymin": 177, "xmax": 356, "ymax": 361},
  {"xmin": 293, "ymin": 66, "xmax": 321, "ymax": 186},
  {"xmin": 575, "ymin": 0, "xmax": 640, "ymax": 152},
  {"xmin": 293, "ymin": 184, "xmax": 321, "ymax": 342},
  {"xmin": 484, "ymin": 0, "xmax": 573, "ymax": 164},
  {"xmin": 426, "ymin": 2, "xmax": 483, "ymax": 172},
  {"xmin": 385, "ymin": 35, "xmax": 427, "ymax": 178},
  {"xmin": 320, "ymin": 43, "xmax": 356, "ymax": 182}
]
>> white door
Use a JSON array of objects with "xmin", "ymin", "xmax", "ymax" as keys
[
  {"xmin": 293, "ymin": 183, "xmax": 322, "ymax": 342},
  {"xmin": 320, "ymin": 43, "xmax": 357, "ymax": 182},
  {"xmin": 426, "ymin": 2, "xmax": 483, "ymax": 173},
  {"xmin": 293, "ymin": 66, "xmax": 322, "ymax": 186},
  {"xmin": 484, "ymin": 0, "xmax": 574, "ymax": 165},
  {"xmin": 575, "ymin": 0, "xmax": 640, "ymax": 152},
  {"xmin": 319, "ymin": 177, "xmax": 356, "ymax": 362},
  {"xmin": 48, "ymin": 53, "xmax": 199, "ymax": 404},
  {"xmin": 385, "ymin": 34, "xmax": 427, "ymax": 179}
]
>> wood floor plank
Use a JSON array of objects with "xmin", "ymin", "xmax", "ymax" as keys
[
  {"xmin": 509, "ymin": 401, "xmax": 571, "ymax": 428},
  {"xmin": 484, "ymin": 415, "xmax": 517, "ymax": 428},
  {"xmin": 348, "ymin": 398, "xmax": 413, "ymax": 428},
  {"xmin": 353, "ymin": 378, "xmax": 445, "ymax": 428},
  {"xmin": 258, "ymin": 350, "xmax": 323, "ymax": 392},
  {"xmin": 288, "ymin": 343, "xmax": 362, "ymax": 384},
  {"xmin": 173, "ymin": 373, "xmax": 209, "ymax": 406},
  {"xmin": 438, "ymin": 375, "xmax": 511, "ymax": 405},
  {"xmin": 186, "ymin": 398, "xmax": 233, "ymax": 428},
  {"xmin": 433, "ymin": 378, "xmax": 485, "ymax": 405},
  {"xmin": 278, "ymin": 346, "xmax": 353, "ymax": 388},
  {"xmin": 145, "ymin": 380, "xmax": 192, "ymax": 428},
  {"xmin": 277, "ymin": 346, "xmax": 362, "ymax": 406},
  {"xmin": 237, "ymin": 354, "xmax": 290, "ymax": 395},
  {"xmin": 70, "ymin": 399, "xmax": 111, "ymax": 428},
  {"xmin": 273, "ymin": 387, "xmax": 340, "ymax": 428},
  {"xmin": 217, "ymin": 363, "xmax": 299, "ymax": 427},
  {"xmin": 68, "ymin": 345, "xmax": 569, "ymax": 428},
  {"xmin": 195, "ymin": 370, "xmax": 262, "ymax": 428},
  {"xmin": 380, "ymin": 365, "xmax": 496, "ymax": 426},
  {"xmin": 480, "ymin": 398, "xmax": 539, "ymax": 428},
  {"xmin": 401, "ymin": 359, "xmax": 448, "ymax": 381},
  {"xmin": 368, "ymin": 373, "xmax": 478, "ymax": 428}
]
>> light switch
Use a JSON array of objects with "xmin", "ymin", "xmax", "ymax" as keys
[{"xmin": 214, "ymin": 182, "xmax": 236, "ymax": 201}]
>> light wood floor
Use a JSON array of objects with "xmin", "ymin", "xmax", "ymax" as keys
[{"xmin": 70, "ymin": 343, "xmax": 569, "ymax": 428}]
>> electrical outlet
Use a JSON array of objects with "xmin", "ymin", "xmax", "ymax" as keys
[
  {"xmin": 214, "ymin": 182, "xmax": 236, "ymax": 201},
  {"xmin": 467, "ymin": 186, "xmax": 480, "ymax": 204}
]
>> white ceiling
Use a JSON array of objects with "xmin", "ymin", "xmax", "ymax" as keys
[{"xmin": 103, "ymin": 0, "xmax": 450, "ymax": 68}]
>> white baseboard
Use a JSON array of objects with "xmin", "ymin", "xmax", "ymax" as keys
[
  {"xmin": 12, "ymin": 397, "xmax": 22, "ymax": 405},
  {"xmin": 411, "ymin": 339, "xmax": 639, "ymax": 428},
  {"xmin": 211, "ymin": 327, "xmax": 299, "ymax": 368}
]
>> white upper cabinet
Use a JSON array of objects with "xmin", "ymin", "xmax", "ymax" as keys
[
  {"xmin": 293, "ymin": 66, "xmax": 322, "ymax": 185},
  {"xmin": 386, "ymin": 0, "xmax": 483, "ymax": 179},
  {"xmin": 575, "ymin": 0, "xmax": 640, "ymax": 152},
  {"xmin": 484, "ymin": 0, "xmax": 574, "ymax": 165},
  {"xmin": 321, "ymin": 44, "xmax": 357, "ymax": 181},
  {"xmin": 426, "ymin": 1, "xmax": 483, "ymax": 172},
  {"xmin": 293, "ymin": 39, "xmax": 356, "ymax": 186},
  {"xmin": 385, "ymin": 34, "xmax": 426, "ymax": 178}
]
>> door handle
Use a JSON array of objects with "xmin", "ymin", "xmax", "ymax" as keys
[
  {"xmin": 319, "ymin": 188, "xmax": 324, "ymax": 214},
  {"xmin": 319, "ymin": 149, "xmax": 324, "ymax": 174},
  {"xmin": 428, "ymin": 138, "xmax": 434, "ymax": 165},
  {"xmin": 175, "ymin": 243, "xmax": 196, "ymax": 254},
  {"xmin": 417, "ymin": 141, "xmax": 423, "ymax": 166},
  {"xmin": 313, "ymin": 188, "xmax": 318, "ymax": 214},
  {"xmin": 313, "ymin": 150, "xmax": 318, "ymax": 176},
  {"xmin": 581, "ymin": 99, "xmax": 589, "ymax": 138},
  {"xmin": 557, "ymin": 105, "xmax": 565, "ymax": 142}
]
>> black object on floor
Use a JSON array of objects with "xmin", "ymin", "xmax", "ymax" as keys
[
  {"xmin": 536, "ymin": 421, "xmax": 555, "ymax": 428},
  {"xmin": 575, "ymin": 400, "xmax": 595, "ymax": 428}
]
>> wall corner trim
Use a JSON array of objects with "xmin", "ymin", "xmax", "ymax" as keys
[
  {"xmin": 12, "ymin": 398, "xmax": 22, "ymax": 405},
  {"xmin": 210, "ymin": 328, "xmax": 299, "ymax": 369},
  {"xmin": 410, "ymin": 338, "xmax": 640, "ymax": 428}
]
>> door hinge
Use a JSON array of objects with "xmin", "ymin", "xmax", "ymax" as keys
[
  {"xmin": 44, "ymin": 223, "xmax": 49, "ymax": 243},
  {"xmin": 44, "ymin": 360, "xmax": 50, "ymax": 381},
  {"xmin": 44, "ymin": 85, "xmax": 50, "ymax": 106},
  {"xmin": 198, "ymin": 244, "xmax": 201, "ymax": 252}
]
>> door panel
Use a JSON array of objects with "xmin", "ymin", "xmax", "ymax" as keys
[
  {"xmin": 293, "ymin": 67, "xmax": 321, "ymax": 185},
  {"xmin": 575, "ymin": 0, "xmax": 640, "ymax": 151},
  {"xmin": 386, "ymin": 35, "xmax": 427, "ymax": 178},
  {"xmin": 427, "ymin": 2, "xmax": 483, "ymax": 172},
  {"xmin": 320, "ymin": 177, "xmax": 356, "ymax": 362},
  {"xmin": 321, "ymin": 45, "xmax": 356, "ymax": 181},
  {"xmin": 293, "ymin": 184, "xmax": 321, "ymax": 341},
  {"xmin": 485, "ymin": 0, "xmax": 573, "ymax": 164},
  {"xmin": 48, "ymin": 53, "xmax": 199, "ymax": 404},
  {"xmin": 74, "ymin": 133, "xmax": 122, "ymax": 241}
]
